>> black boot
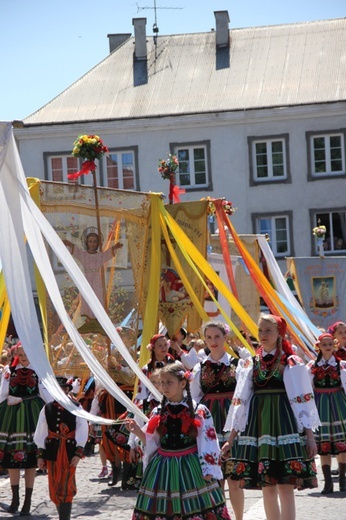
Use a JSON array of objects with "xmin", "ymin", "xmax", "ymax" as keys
[
  {"xmin": 8, "ymin": 484, "xmax": 20, "ymax": 513},
  {"xmin": 20, "ymin": 487, "xmax": 33, "ymax": 516},
  {"xmin": 321, "ymin": 464, "xmax": 334, "ymax": 494},
  {"xmin": 59, "ymin": 502, "xmax": 72, "ymax": 520},
  {"xmin": 339, "ymin": 462, "xmax": 346, "ymax": 491},
  {"xmin": 108, "ymin": 462, "xmax": 121, "ymax": 486},
  {"xmin": 121, "ymin": 462, "xmax": 131, "ymax": 490}
]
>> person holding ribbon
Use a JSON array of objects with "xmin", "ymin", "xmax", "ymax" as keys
[
  {"xmin": 222, "ymin": 314, "xmax": 320, "ymax": 520},
  {"xmin": 34, "ymin": 377, "xmax": 89, "ymax": 520},
  {"xmin": 0, "ymin": 343, "xmax": 49, "ymax": 516},
  {"xmin": 126, "ymin": 361, "xmax": 231, "ymax": 520}
]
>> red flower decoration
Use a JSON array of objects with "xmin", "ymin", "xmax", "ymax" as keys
[
  {"xmin": 206, "ymin": 427, "xmax": 217, "ymax": 440},
  {"xmin": 204, "ymin": 453, "xmax": 216, "ymax": 465},
  {"xmin": 115, "ymin": 434, "xmax": 127, "ymax": 445},
  {"xmin": 290, "ymin": 460, "xmax": 303, "ymax": 473},
  {"xmin": 13, "ymin": 451, "xmax": 25, "ymax": 462}
]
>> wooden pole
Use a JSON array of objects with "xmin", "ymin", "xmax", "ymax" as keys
[{"xmin": 92, "ymin": 170, "xmax": 111, "ymax": 357}]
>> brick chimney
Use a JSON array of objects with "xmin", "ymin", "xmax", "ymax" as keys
[
  {"xmin": 214, "ymin": 11, "xmax": 230, "ymax": 48},
  {"xmin": 132, "ymin": 18, "xmax": 147, "ymax": 60}
]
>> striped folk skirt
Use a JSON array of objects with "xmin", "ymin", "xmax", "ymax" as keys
[
  {"xmin": 226, "ymin": 389, "xmax": 318, "ymax": 489},
  {"xmin": 132, "ymin": 446, "xmax": 230, "ymax": 520},
  {"xmin": 0, "ymin": 396, "xmax": 45, "ymax": 469},
  {"xmin": 314, "ymin": 387, "xmax": 346, "ymax": 455}
]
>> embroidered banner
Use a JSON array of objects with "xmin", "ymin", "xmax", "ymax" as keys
[
  {"xmin": 141, "ymin": 201, "xmax": 208, "ymax": 336},
  {"xmin": 287, "ymin": 257, "xmax": 346, "ymax": 329}
]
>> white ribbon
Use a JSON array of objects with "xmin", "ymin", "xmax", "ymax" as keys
[{"xmin": 0, "ymin": 123, "xmax": 161, "ymax": 423}]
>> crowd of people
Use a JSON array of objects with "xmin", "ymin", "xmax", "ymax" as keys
[{"xmin": 1, "ymin": 317, "xmax": 346, "ymax": 520}]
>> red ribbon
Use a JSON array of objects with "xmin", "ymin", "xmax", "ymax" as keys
[
  {"xmin": 147, "ymin": 415, "xmax": 161, "ymax": 434},
  {"xmin": 67, "ymin": 160, "xmax": 96, "ymax": 180},
  {"xmin": 169, "ymin": 182, "xmax": 186, "ymax": 204},
  {"xmin": 181, "ymin": 417, "xmax": 201, "ymax": 434}
]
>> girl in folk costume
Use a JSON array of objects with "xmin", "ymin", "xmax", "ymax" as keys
[
  {"xmin": 135, "ymin": 334, "xmax": 175, "ymax": 404},
  {"xmin": 222, "ymin": 314, "xmax": 320, "ymax": 520},
  {"xmin": 306, "ymin": 333, "xmax": 346, "ymax": 493},
  {"xmin": 0, "ymin": 343, "xmax": 50, "ymax": 516},
  {"xmin": 190, "ymin": 321, "xmax": 244, "ymax": 520},
  {"xmin": 328, "ymin": 321, "xmax": 346, "ymax": 360},
  {"xmin": 327, "ymin": 320, "xmax": 346, "ymax": 479},
  {"xmin": 34, "ymin": 377, "xmax": 89, "ymax": 520},
  {"xmin": 127, "ymin": 362, "xmax": 231, "ymax": 520}
]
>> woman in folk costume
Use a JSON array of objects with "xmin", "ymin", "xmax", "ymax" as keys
[
  {"xmin": 135, "ymin": 334, "xmax": 175, "ymax": 404},
  {"xmin": 222, "ymin": 314, "xmax": 320, "ymax": 520},
  {"xmin": 34, "ymin": 377, "xmax": 88, "ymax": 520},
  {"xmin": 0, "ymin": 343, "xmax": 49, "ymax": 516},
  {"xmin": 127, "ymin": 362, "xmax": 231, "ymax": 520},
  {"xmin": 306, "ymin": 332, "xmax": 346, "ymax": 493},
  {"xmin": 190, "ymin": 321, "xmax": 244, "ymax": 520}
]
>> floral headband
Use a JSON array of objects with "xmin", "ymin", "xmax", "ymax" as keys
[
  {"xmin": 177, "ymin": 370, "xmax": 193, "ymax": 382},
  {"xmin": 147, "ymin": 333, "xmax": 166, "ymax": 351},
  {"xmin": 316, "ymin": 333, "xmax": 334, "ymax": 345}
]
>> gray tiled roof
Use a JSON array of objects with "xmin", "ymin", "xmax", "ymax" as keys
[{"xmin": 24, "ymin": 18, "xmax": 346, "ymax": 125}]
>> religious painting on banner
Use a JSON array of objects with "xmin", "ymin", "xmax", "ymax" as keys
[
  {"xmin": 155, "ymin": 201, "xmax": 208, "ymax": 336},
  {"xmin": 37, "ymin": 180, "xmax": 151, "ymax": 376},
  {"xmin": 287, "ymin": 256, "xmax": 346, "ymax": 329}
]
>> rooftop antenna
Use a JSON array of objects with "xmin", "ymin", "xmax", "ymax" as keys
[{"xmin": 136, "ymin": 1, "xmax": 183, "ymax": 46}]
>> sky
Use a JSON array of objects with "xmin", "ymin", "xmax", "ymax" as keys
[{"xmin": 1, "ymin": 0, "xmax": 345, "ymax": 122}]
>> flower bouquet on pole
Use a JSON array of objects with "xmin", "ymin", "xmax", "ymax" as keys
[
  {"xmin": 158, "ymin": 153, "xmax": 185, "ymax": 204},
  {"xmin": 313, "ymin": 222, "xmax": 327, "ymax": 258},
  {"xmin": 68, "ymin": 134, "xmax": 108, "ymax": 181}
]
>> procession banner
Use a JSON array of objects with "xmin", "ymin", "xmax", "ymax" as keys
[
  {"xmin": 162, "ymin": 201, "xmax": 207, "ymax": 334},
  {"xmin": 287, "ymin": 257, "xmax": 346, "ymax": 329}
]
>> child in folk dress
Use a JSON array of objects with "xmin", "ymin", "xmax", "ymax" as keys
[
  {"xmin": 127, "ymin": 361, "xmax": 231, "ymax": 520},
  {"xmin": 34, "ymin": 377, "xmax": 89, "ymax": 520},
  {"xmin": 307, "ymin": 333, "xmax": 346, "ymax": 493}
]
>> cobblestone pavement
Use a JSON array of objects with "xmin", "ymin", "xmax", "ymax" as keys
[{"xmin": 0, "ymin": 452, "xmax": 344, "ymax": 519}]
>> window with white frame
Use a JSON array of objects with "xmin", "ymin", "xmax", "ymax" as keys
[
  {"xmin": 255, "ymin": 214, "xmax": 291, "ymax": 256},
  {"xmin": 173, "ymin": 143, "xmax": 210, "ymax": 189},
  {"xmin": 105, "ymin": 151, "xmax": 136, "ymax": 190},
  {"xmin": 47, "ymin": 155, "xmax": 79, "ymax": 182},
  {"xmin": 312, "ymin": 210, "xmax": 346, "ymax": 253},
  {"xmin": 249, "ymin": 135, "xmax": 289, "ymax": 184},
  {"xmin": 308, "ymin": 132, "xmax": 345, "ymax": 177}
]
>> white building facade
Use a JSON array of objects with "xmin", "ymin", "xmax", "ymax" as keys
[{"xmin": 13, "ymin": 12, "xmax": 346, "ymax": 273}]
